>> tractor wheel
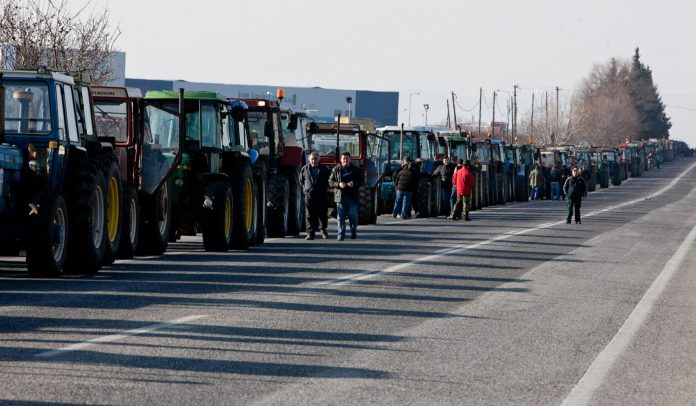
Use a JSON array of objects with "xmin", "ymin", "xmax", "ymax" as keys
[
  {"xmin": 202, "ymin": 182, "xmax": 234, "ymax": 252},
  {"xmin": 117, "ymin": 184, "xmax": 139, "ymax": 259},
  {"xmin": 358, "ymin": 183, "xmax": 373, "ymax": 225},
  {"xmin": 266, "ymin": 174, "xmax": 289, "ymax": 238},
  {"xmin": 64, "ymin": 159, "xmax": 107, "ymax": 275},
  {"xmin": 100, "ymin": 156, "xmax": 122, "ymax": 264},
  {"xmin": 254, "ymin": 175, "xmax": 266, "ymax": 245},
  {"xmin": 286, "ymin": 169, "xmax": 303, "ymax": 236},
  {"xmin": 137, "ymin": 182, "xmax": 172, "ymax": 256},
  {"xmin": 370, "ymin": 186, "xmax": 380, "ymax": 224},
  {"xmin": 415, "ymin": 177, "xmax": 431, "ymax": 218},
  {"xmin": 431, "ymin": 177, "xmax": 442, "ymax": 217},
  {"xmin": 27, "ymin": 192, "xmax": 68, "ymax": 278},
  {"xmin": 231, "ymin": 172, "xmax": 256, "ymax": 250}
]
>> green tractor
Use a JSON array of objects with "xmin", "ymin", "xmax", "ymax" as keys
[
  {"xmin": 0, "ymin": 68, "xmax": 123, "ymax": 277},
  {"xmin": 145, "ymin": 90, "xmax": 240, "ymax": 252}
]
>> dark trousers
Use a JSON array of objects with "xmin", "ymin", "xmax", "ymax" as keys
[
  {"xmin": 566, "ymin": 196, "xmax": 582, "ymax": 223},
  {"xmin": 305, "ymin": 196, "xmax": 328, "ymax": 233}
]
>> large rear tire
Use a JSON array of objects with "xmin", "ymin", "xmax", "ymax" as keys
[
  {"xmin": 266, "ymin": 174, "xmax": 289, "ymax": 238},
  {"xmin": 358, "ymin": 184, "xmax": 373, "ymax": 225},
  {"xmin": 414, "ymin": 177, "xmax": 431, "ymax": 218},
  {"xmin": 286, "ymin": 169, "xmax": 303, "ymax": 236},
  {"xmin": 27, "ymin": 192, "xmax": 68, "ymax": 278},
  {"xmin": 137, "ymin": 182, "xmax": 171, "ymax": 256},
  {"xmin": 202, "ymin": 182, "xmax": 234, "ymax": 252},
  {"xmin": 65, "ymin": 159, "xmax": 107, "ymax": 275},
  {"xmin": 100, "ymin": 156, "xmax": 122, "ymax": 265},
  {"xmin": 431, "ymin": 177, "xmax": 442, "ymax": 217},
  {"xmin": 254, "ymin": 174, "xmax": 266, "ymax": 245},
  {"xmin": 231, "ymin": 171, "xmax": 256, "ymax": 250},
  {"xmin": 117, "ymin": 184, "xmax": 139, "ymax": 259}
]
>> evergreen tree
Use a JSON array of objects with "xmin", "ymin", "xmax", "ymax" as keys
[{"xmin": 628, "ymin": 48, "xmax": 672, "ymax": 139}]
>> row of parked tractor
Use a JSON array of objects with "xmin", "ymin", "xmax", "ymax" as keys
[{"xmin": 0, "ymin": 68, "xmax": 692, "ymax": 277}]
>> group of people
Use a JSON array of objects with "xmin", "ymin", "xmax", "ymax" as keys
[
  {"xmin": 528, "ymin": 163, "xmax": 564, "ymax": 201},
  {"xmin": 299, "ymin": 151, "xmax": 587, "ymax": 243},
  {"xmin": 300, "ymin": 150, "xmax": 361, "ymax": 241}
]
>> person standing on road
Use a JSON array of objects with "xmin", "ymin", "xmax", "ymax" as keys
[
  {"xmin": 563, "ymin": 166, "xmax": 587, "ymax": 224},
  {"xmin": 300, "ymin": 151, "xmax": 330, "ymax": 240},
  {"xmin": 329, "ymin": 151, "xmax": 362, "ymax": 240},
  {"xmin": 432, "ymin": 156, "xmax": 456, "ymax": 215},
  {"xmin": 550, "ymin": 165, "xmax": 561, "ymax": 201},
  {"xmin": 450, "ymin": 159, "xmax": 475, "ymax": 221},
  {"xmin": 392, "ymin": 157, "xmax": 415, "ymax": 220},
  {"xmin": 529, "ymin": 164, "xmax": 544, "ymax": 200}
]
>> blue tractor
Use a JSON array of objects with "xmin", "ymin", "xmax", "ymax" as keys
[{"xmin": 0, "ymin": 69, "xmax": 124, "ymax": 277}]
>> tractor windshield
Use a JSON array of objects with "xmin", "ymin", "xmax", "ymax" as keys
[
  {"xmin": 475, "ymin": 144, "xmax": 491, "ymax": 162},
  {"xmin": 246, "ymin": 110, "xmax": 276, "ymax": 156},
  {"xmin": 142, "ymin": 104, "xmax": 180, "ymax": 194},
  {"xmin": 94, "ymin": 100, "xmax": 128, "ymax": 143},
  {"xmin": 381, "ymin": 131, "xmax": 417, "ymax": 161},
  {"xmin": 450, "ymin": 142, "xmax": 471, "ymax": 161},
  {"xmin": 3, "ymin": 82, "xmax": 52, "ymax": 135},
  {"xmin": 311, "ymin": 132, "xmax": 360, "ymax": 159}
]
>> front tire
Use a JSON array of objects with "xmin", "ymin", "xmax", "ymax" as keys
[
  {"xmin": 27, "ymin": 192, "xmax": 68, "ymax": 278},
  {"xmin": 137, "ymin": 182, "xmax": 171, "ymax": 256},
  {"xmin": 202, "ymin": 182, "xmax": 234, "ymax": 252},
  {"xmin": 100, "ymin": 156, "xmax": 122, "ymax": 264},
  {"xmin": 231, "ymin": 172, "xmax": 256, "ymax": 250},
  {"xmin": 117, "ymin": 184, "xmax": 140, "ymax": 259},
  {"xmin": 266, "ymin": 174, "xmax": 289, "ymax": 238}
]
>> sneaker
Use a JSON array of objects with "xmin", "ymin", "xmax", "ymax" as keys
[
  {"xmin": 337, "ymin": 236, "xmax": 345, "ymax": 241},
  {"xmin": 576, "ymin": 221, "xmax": 582, "ymax": 224},
  {"xmin": 305, "ymin": 233, "xmax": 315, "ymax": 240},
  {"xmin": 566, "ymin": 220, "xmax": 571, "ymax": 224},
  {"xmin": 351, "ymin": 232, "xmax": 356, "ymax": 240},
  {"xmin": 320, "ymin": 230, "xmax": 329, "ymax": 239},
  {"xmin": 464, "ymin": 216, "xmax": 471, "ymax": 221}
]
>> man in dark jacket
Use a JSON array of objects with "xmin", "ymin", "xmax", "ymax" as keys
[
  {"xmin": 300, "ymin": 151, "xmax": 330, "ymax": 240},
  {"xmin": 431, "ymin": 156, "xmax": 456, "ymax": 215},
  {"xmin": 563, "ymin": 166, "xmax": 587, "ymax": 224},
  {"xmin": 392, "ymin": 157, "xmax": 415, "ymax": 219},
  {"xmin": 328, "ymin": 151, "xmax": 362, "ymax": 240}
]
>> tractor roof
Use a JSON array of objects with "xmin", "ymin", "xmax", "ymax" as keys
[
  {"xmin": 1, "ymin": 69, "xmax": 74, "ymax": 84},
  {"xmin": 145, "ymin": 90, "xmax": 226, "ymax": 102}
]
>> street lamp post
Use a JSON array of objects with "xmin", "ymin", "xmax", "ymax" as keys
[
  {"xmin": 408, "ymin": 92, "xmax": 420, "ymax": 127},
  {"xmin": 423, "ymin": 104, "xmax": 429, "ymax": 127}
]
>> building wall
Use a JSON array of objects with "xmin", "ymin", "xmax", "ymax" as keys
[{"xmin": 124, "ymin": 78, "xmax": 399, "ymax": 127}]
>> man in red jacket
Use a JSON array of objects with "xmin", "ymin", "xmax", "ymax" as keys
[{"xmin": 451, "ymin": 159, "xmax": 475, "ymax": 221}]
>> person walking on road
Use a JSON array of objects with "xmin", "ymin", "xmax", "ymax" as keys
[
  {"xmin": 529, "ymin": 164, "xmax": 544, "ymax": 200},
  {"xmin": 329, "ymin": 151, "xmax": 362, "ymax": 240},
  {"xmin": 300, "ymin": 151, "xmax": 330, "ymax": 240},
  {"xmin": 563, "ymin": 166, "xmax": 587, "ymax": 224},
  {"xmin": 392, "ymin": 157, "xmax": 416, "ymax": 220},
  {"xmin": 432, "ymin": 156, "xmax": 456, "ymax": 215},
  {"xmin": 450, "ymin": 159, "xmax": 475, "ymax": 221}
]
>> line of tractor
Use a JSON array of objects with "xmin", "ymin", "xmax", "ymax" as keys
[{"xmin": 0, "ymin": 68, "xmax": 692, "ymax": 277}]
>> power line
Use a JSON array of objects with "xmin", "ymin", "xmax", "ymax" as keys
[{"xmin": 667, "ymin": 105, "xmax": 696, "ymax": 112}]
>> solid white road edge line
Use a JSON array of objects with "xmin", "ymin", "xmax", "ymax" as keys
[
  {"xmin": 35, "ymin": 315, "xmax": 209, "ymax": 358},
  {"xmin": 315, "ymin": 161, "xmax": 696, "ymax": 287},
  {"xmin": 561, "ymin": 222, "xmax": 696, "ymax": 406}
]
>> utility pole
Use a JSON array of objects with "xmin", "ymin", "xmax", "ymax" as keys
[
  {"xmin": 530, "ymin": 92, "xmax": 535, "ymax": 144},
  {"xmin": 513, "ymin": 84, "xmax": 518, "ymax": 140},
  {"xmin": 478, "ymin": 87, "xmax": 482, "ymax": 138},
  {"xmin": 446, "ymin": 99, "xmax": 451, "ymax": 128},
  {"xmin": 507, "ymin": 96, "xmax": 511, "ymax": 144},
  {"xmin": 451, "ymin": 91, "xmax": 458, "ymax": 129},
  {"xmin": 545, "ymin": 91, "xmax": 549, "ymax": 144},
  {"xmin": 556, "ymin": 86, "xmax": 560, "ymax": 145},
  {"xmin": 491, "ymin": 90, "xmax": 497, "ymax": 139}
]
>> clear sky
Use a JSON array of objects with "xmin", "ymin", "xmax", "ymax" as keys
[{"xmin": 75, "ymin": 0, "xmax": 695, "ymax": 145}]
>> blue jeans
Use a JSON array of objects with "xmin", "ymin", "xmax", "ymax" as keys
[
  {"xmin": 337, "ymin": 196, "xmax": 358, "ymax": 238},
  {"xmin": 531, "ymin": 186, "xmax": 541, "ymax": 200},
  {"xmin": 550, "ymin": 182, "xmax": 560, "ymax": 200},
  {"xmin": 445, "ymin": 186, "xmax": 455, "ymax": 214},
  {"xmin": 392, "ymin": 190, "xmax": 413, "ymax": 219}
]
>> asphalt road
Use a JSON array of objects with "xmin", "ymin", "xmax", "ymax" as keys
[{"xmin": 2, "ymin": 158, "xmax": 696, "ymax": 406}]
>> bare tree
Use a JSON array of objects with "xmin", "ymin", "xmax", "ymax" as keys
[
  {"xmin": 519, "ymin": 96, "xmax": 574, "ymax": 146},
  {"xmin": 0, "ymin": 0, "xmax": 120, "ymax": 83},
  {"xmin": 569, "ymin": 58, "xmax": 640, "ymax": 146}
]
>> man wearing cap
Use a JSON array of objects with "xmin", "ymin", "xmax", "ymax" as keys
[{"xmin": 451, "ymin": 159, "xmax": 475, "ymax": 221}]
